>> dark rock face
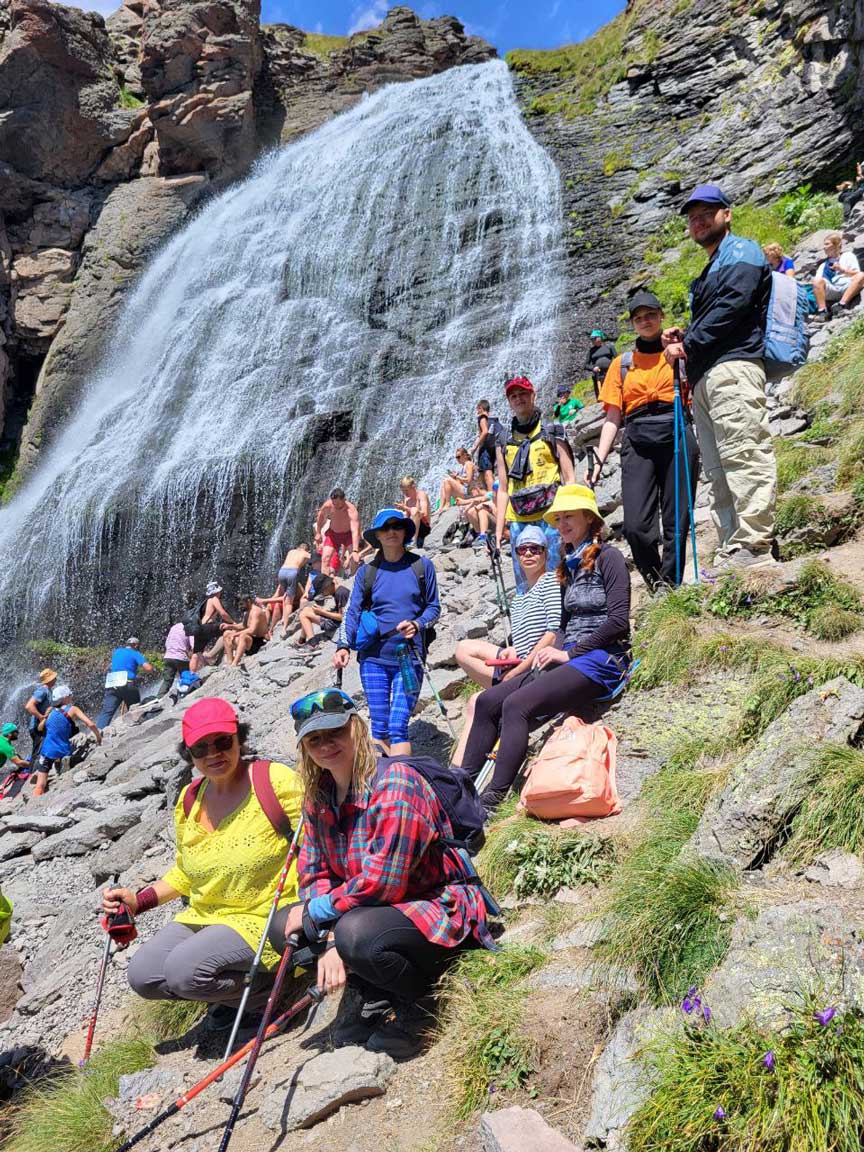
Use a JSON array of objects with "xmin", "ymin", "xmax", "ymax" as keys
[{"xmin": 512, "ymin": 0, "xmax": 864, "ymax": 383}]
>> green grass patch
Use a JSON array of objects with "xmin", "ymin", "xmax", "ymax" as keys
[
  {"xmin": 131, "ymin": 998, "xmax": 207, "ymax": 1043},
  {"xmin": 478, "ymin": 814, "xmax": 614, "ymax": 899},
  {"xmin": 784, "ymin": 744, "xmax": 864, "ymax": 864},
  {"xmin": 774, "ymin": 492, "xmax": 820, "ymax": 534},
  {"xmin": 571, "ymin": 377, "xmax": 598, "ymax": 405},
  {"xmin": 631, "ymin": 585, "xmax": 705, "ymax": 689},
  {"xmin": 26, "ymin": 639, "xmax": 164, "ymax": 674},
  {"xmin": 774, "ymin": 439, "xmax": 833, "ymax": 493},
  {"xmin": 706, "ymin": 561, "xmax": 862, "ymax": 639},
  {"xmin": 838, "ymin": 418, "xmax": 864, "ymax": 485},
  {"xmin": 438, "ymin": 944, "xmax": 545, "ymax": 1116},
  {"xmin": 457, "ymin": 678, "xmax": 482, "ymax": 700},
  {"xmin": 628, "ymin": 1001, "xmax": 864, "ymax": 1152},
  {"xmin": 1, "ymin": 1037, "xmax": 155, "ymax": 1152},
  {"xmin": 300, "ymin": 31, "xmax": 350, "ymax": 57},
  {"xmin": 116, "ymin": 82, "xmax": 144, "ymax": 109}
]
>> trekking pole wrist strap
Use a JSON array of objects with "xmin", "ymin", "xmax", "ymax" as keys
[{"xmin": 134, "ymin": 886, "xmax": 159, "ymax": 915}]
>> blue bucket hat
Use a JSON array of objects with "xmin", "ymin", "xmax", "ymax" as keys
[
  {"xmin": 679, "ymin": 183, "xmax": 731, "ymax": 215},
  {"xmin": 363, "ymin": 507, "xmax": 416, "ymax": 549}
]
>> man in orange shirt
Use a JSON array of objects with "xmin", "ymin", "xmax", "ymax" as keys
[{"xmin": 586, "ymin": 291, "xmax": 699, "ymax": 590}]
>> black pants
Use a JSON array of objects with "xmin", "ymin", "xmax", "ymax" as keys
[
  {"xmin": 620, "ymin": 423, "xmax": 699, "ymax": 589},
  {"xmin": 97, "ymin": 683, "xmax": 141, "ymax": 728},
  {"xmin": 271, "ymin": 904, "xmax": 470, "ymax": 1001},
  {"xmin": 461, "ymin": 665, "xmax": 603, "ymax": 802},
  {"xmin": 29, "ymin": 728, "xmax": 44, "ymax": 762},
  {"xmin": 157, "ymin": 658, "xmax": 189, "ymax": 696}
]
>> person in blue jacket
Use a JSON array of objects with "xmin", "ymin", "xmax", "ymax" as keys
[
  {"xmin": 96, "ymin": 636, "xmax": 155, "ymax": 730},
  {"xmin": 33, "ymin": 684, "xmax": 101, "ymax": 796},
  {"xmin": 333, "ymin": 508, "xmax": 440, "ymax": 755}
]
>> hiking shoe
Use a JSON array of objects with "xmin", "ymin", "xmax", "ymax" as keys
[
  {"xmin": 332, "ymin": 977, "xmax": 391, "ymax": 1048},
  {"xmin": 472, "ymin": 533, "xmax": 488, "ymax": 549},
  {"xmin": 714, "ymin": 547, "xmax": 776, "ymax": 573},
  {"xmin": 366, "ymin": 997, "xmax": 435, "ymax": 1062},
  {"xmin": 809, "ymin": 309, "xmax": 831, "ymax": 325},
  {"xmin": 204, "ymin": 1003, "xmax": 263, "ymax": 1033}
]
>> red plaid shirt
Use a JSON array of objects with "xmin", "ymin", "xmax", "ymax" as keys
[{"xmin": 299, "ymin": 761, "xmax": 494, "ymax": 950}]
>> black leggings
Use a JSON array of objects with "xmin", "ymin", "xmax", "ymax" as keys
[
  {"xmin": 272, "ymin": 904, "xmax": 471, "ymax": 1001},
  {"xmin": 461, "ymin": 665, "xmax": 603, "ymax": 800}
]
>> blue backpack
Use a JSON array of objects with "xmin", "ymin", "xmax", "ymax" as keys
[
  {"xmin": 764, "ymin": 270, "xmax": 810, "ymax": 378},
  {"xmin": 375, "ymin": 754, "xmax": 486, "ymax": 855},
  {"xmin": 176, "ymin": 670, "xmax": 202, "ymax": 697}
]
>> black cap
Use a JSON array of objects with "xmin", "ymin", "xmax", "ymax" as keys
[
  {"xmin": 330, "ymin": 487, "xmax": 345, "ymax": 500},
  {"xmin": 628, "ymin": 290, "xmax": 664, "ymax": 317}
]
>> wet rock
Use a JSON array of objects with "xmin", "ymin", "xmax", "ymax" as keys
[
  {"xmin": 259, "ymin": 1046, "xmax": 395, "ymax": 1132},
  {"xmin": 479, "ymin": 1106, "xmax": 581, "ymax": 1151}
]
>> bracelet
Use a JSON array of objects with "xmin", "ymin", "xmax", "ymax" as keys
[{"xmin": 134, "ymin": 885, "xmax": 159, "ymax": 914}]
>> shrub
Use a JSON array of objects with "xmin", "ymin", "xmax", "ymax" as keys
[
  {"xmin": 478, "ymin": 817, "xmax": 614, "ymax": 898},
  {"xmin": 132, "ymin": 998, "xmax": 207, "ymax": 1042},
  {"xmin": 808, "ymin": 605, "xmax": 860, "ymax": 641},
  {"xmin": 784, "ymin": 744, "xmax": 864, "ymax": 864}
]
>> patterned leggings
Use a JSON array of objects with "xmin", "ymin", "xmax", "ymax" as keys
[{"xmin": 359, "ymin": 659, "xmax": 420, "ymax": 744}]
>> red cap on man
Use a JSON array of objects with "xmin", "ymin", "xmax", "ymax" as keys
[
  {"xmin": 504, "ymin": 376, "xmax": 535, "ymax": 394},
  {"xmin": 182, "ymin": 698, "xmax": 239, "ymax": 747}
]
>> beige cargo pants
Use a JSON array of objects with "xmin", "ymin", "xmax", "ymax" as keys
[{"xmin": 692, "ymin": 358, "xmax": 777, "ymax": 555}]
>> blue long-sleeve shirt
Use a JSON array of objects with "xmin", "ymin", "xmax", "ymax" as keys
[{"xmin": 339, "ymin": 553, "xmax": 440, "ymax": 665}]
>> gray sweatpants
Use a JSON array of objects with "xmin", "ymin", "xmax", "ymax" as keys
[{"xmin": 127, "ymin": 920, "xmax": 272, "ymax": 1008}]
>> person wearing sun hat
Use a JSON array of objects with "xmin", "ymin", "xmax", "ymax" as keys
[
  {"xmin": 334, "ymin": 508, "xmax": 440, "ymax": 755},
  {"xmin": 101, "ymin": 696, "xmax": 303, "ymax": 1032},
  {"xmin": 24, "ymin": 667, "xmax": 57, "ymax": 763},
  {"xmin": 462, "ymin": 484, "xmax": 631, "ymax": 814}
]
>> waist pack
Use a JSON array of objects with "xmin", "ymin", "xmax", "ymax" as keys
[
  {"xmin": 624, "ymin": 412, "xmax": 676, "ymax": 448},
  {"xmin": 508, "ymin": 481, "xmax": 559, "ymax": 518},
  {"xmin": 376, "ymin": 754, "xmax": 486, "ymax": 855},
  {"xmin": 520, "ymin": 716, "xmax": 621, "ymax": 823}
]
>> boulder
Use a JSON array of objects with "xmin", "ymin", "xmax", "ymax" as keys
[
  {"xmin": 0, "ymin": 830, "xmax": 39, "ymax": 862},
  {"xmin": 1, "ymin": 812, "xmax": 74, "ymax": 834},
  {"xmin": 31, "ymin": 800, "xmax": 150, "ymax": 860},
  {"xmin": 687, "ymin": 678, "xmax": 864, "ymax": 870},
  {"xmin": 0, "ymin": 948, "xmax": 23, "ymax": 1024},
  {"xmin": 259, "ymin": 1046, "xmax": 395, "ymax": 1132},
  {"xmin": 88, "ymin": 805, "xmax": 167, "ymax": 882},
  {"xmin": 479, "ymin": 1106, "xmax": 581, "ymax": 1152}
]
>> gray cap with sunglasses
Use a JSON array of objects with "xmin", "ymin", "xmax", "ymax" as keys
[
  {"xmin": 292, "ymin": 688, "xmax": 358, "ymax": 742},
  {"xmin": 514, "ymin": 525, "xmax": 548, "ymax": 551}
]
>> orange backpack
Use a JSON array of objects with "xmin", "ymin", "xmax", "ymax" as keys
[{"xmin": 520, "ymin": 716, "xmax": 621, "ymax": 824}]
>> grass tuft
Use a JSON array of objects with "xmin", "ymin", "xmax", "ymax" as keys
[
  {"xmin": 478, "ymin": 814, "xmax": 614, "ymax": 899},
  {"xmin": 705, "ymin": 562, "xmax": 862, "ymax": 639},
  {"xmin": 774, "ymin": 439, "xmax": 833, "ymax": 493},
  {"xmin": 784, "ymin": 744, "xmax": 864, "ymax": 864},
  {"xmin": 808, "ymin": 605, "xmax": 861, "ymax": 641},
  {"xmin": 631, "ymin": 586, "xmax": 704, "ymax": 688},
  {"xmin": 131, "ymin": 998, "xmax": 207, "ymax": 1042}
]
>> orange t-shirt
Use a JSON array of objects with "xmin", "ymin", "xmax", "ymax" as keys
[{"xmin": 599, "ymin": 348, "xmax": 687, "ymax": 416}]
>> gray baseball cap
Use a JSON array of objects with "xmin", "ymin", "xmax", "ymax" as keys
[{"xmin": 514, "ymin": 525, "xmax": 548, "ymax": 550}]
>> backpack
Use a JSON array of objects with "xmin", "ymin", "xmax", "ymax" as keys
[
  {"xmin": 176, "ymin": 670, "xmax": 202, "ymax": 697},
  {"xmin": 483, "ymin": 415, "xmax": 506, "ymax": 452},
  {"xmin": 360, "ymin": 552, "xmax": 437, "ymax": 650},
  {"xmin": 520, "ymin": 716, "xmax": 621, "ymax": 823},
  {"xmin": 376, "ymin": 755, "xmax": 486, "ymax": 855},
  {"xmin": 182, "ymin": 759, "xmax": 294, "ymax": 838},
  {"xmin": 764, "ymin": 270, "xmax": 810, "ymax": 378},
  {"xmin": 619, "ymin": 350, "xmax": 634, "ymax": 385},
  {"xmin": 183, "ymin": 597, "xmax": 208, "ymax": 635},
  {"xmin": 505, "ymin": 418, "xmax": 573, "ymax": 464}
]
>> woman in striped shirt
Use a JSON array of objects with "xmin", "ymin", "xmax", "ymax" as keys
[{"xmin": 452, "ymin": 523, "xmax": 561, "ymax": 766}]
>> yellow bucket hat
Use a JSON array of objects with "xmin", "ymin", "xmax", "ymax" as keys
[{"xmin": 544, "ymin": 484, "xmax": 603, "ymax": 526}]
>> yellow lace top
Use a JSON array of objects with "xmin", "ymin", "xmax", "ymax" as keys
[{"xmin": 163, "ymin": 761, "xmax": 304, "ymax": 970}]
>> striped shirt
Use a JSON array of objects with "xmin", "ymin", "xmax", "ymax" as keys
[{"xmin": 510, "ymin": 571, "xmax": 562, "ymax": 658}]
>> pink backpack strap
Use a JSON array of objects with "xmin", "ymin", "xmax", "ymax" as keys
[
  {"xmin": 250, "ymin": 759, "xmax": 294, "ymax": 838},
  {"xmin": 182, "ymin": 776, "xmax": 205, "ymax": 818}
]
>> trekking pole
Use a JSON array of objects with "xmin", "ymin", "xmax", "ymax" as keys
[
  {"xmin": 81, "ymin": 881, "xmax": 136, "ymax": 1065},
  {"xmin": 475, "ymin": 740, "xmax": 499, "ymax": 794},
  {"xmin": 486, "ymin": 539, "xmax": 513, "ymax": 646},
  {"xmin": 673, "ymin": 362, "xmax": 682, "ymax": 587},
  {"xmin": 217, "ymin": 932, "xmax": 304, "ymax": 1152},
  {"xmin": 408, "ymin": 639, "xmax": 457, "ymax": 743},
  {"xmin": 81, "ymin": 929, "xmax": 113, "ymax": 1065},
  {"xmin": 222, "ymin": 817, "xmax": 304, "ymax": 1061},
  {"xmin": 113, "ymin": 982, "xmax": 322, "ymax": 1152},
  {"xmin": 674, "ymin": 361, "xmax": 700, "ymax": 583}
]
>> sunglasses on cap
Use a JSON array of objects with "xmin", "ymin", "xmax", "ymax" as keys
[
  {"xmin": 290, "ymin": 688, "xmax": 355, "ymax": 730},
  {"xmin": 187, "ymin": 733, "xmax": 235, "ymax": 759},
  {"xmin": 515, "ymin": 544, "xmax": 545, "ymax": 557}
]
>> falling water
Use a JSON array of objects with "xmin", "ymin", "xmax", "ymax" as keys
[{"xmin": 0, "ymin": 59, "xmax": 566, "ymax": 688}]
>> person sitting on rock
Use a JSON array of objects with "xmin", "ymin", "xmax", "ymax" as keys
[
  {"xmin": 812, "ymin": 230, "xmax": 864, "ymax": 321},
  {"xmin": 462, "ymin": 486, "xmax": 630, "ymax": 816},
  {"xmin": 96, "ymin": 637, "xmax": 154, "ymax": 730},
  {"xmin": 185, "ymin": 582, "xmax": 236, "ymax": 673},
  {"xmin": 33, "ymin": 684, "xmax": 101, "ymax": 796},
  {"xmin": 271, "ymin": 688, "xmax": 494, "ymax": 1061},
  {"xmin": 395, "ymin": 476, "xmax": 432, "ymax": 549},
  {"xmin": 293, "ymin": 574, "xmax": 350, "ymax": 646},
  {"xmin": 763, "ymin": 243, "xmax": 795, "ymax": 277},
  {"xmin": 452, "ymin": 523, "xmax": 561, "ymax": 767},
  {"xmin": 223, "ymin": 594, "xmax": 270, "ymax": 666},
  {"xmin": 102, "ymin": 697, "xmax": 303, "ymax": 1032},
  {"xmin": 334, "ymin": 508, "xmax": 439, "ymax": 756},
  {"xmin": 455, "ymin": 478, "xmax": 494, "ymax": 546},
  {"xmin": 436, "ymin": 448, "xmax": 475, "ymax": 510}
]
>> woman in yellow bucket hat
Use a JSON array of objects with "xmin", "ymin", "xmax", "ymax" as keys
[{"xmin": 460, "ymin": 484, "xmax": 631, "ymax": 814}]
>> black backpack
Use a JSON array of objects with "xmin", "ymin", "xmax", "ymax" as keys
[
  {"xmin": 376, "ymin": 755, "xmax": 486, "ymax": 855},
  {"xmin": 361, "ymin": 552, "xmax": 437, "ymax": 649}
]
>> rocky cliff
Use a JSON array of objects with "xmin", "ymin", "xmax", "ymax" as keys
[{"xmin": 0, "ymin": 0, "xmax": 493, "ymax": 478}]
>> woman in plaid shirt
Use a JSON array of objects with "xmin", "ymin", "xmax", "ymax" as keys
[{"xmin": 275, "ymin": 688, "xmax": 493, "ymax": 1061}]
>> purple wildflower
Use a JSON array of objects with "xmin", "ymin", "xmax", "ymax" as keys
[
  {"xmin": 793, "ymin": 669, "xmax": 801, "ymax": 682},
  {"xmin": 807, "ymin": 676, "xmax": 814, "ymax": 686},
  {"xmin": 488, "ymin": 1084, "xmax": 496, "ymax": 1094},
  {"xmin": 713, "ymin": 1106, "xmax": 727, "ymax": 1121},
  {"xmin": 702, "ymin": 1003, "xmax": 712, "ymax": 1024},
  {"xmin": 815, "ymin": 1007, "xmax": 836, "ymax": 1026},
  {"xmin": 719, "ymin": 645, "xmax": 729, "ymax": 653},
  {"xmin": 763, "ymin": 1050, "xmax": 775, "ymax": 1071}
]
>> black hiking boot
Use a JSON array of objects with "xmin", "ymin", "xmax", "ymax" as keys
[
  {"xmin": 331, "ymin": 977, "xmax": 391, "ymax": 1048},
  {"xmin": 204, "ymin": 1003, "xmax": 264, "ymax": 1034},
  {"xmin": 366, "ymin": 996, "xmax": 436, "ymax": 1062}
]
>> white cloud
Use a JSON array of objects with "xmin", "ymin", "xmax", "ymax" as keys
[
  {"xmin": 547, "ymin": 0, "xmax": 561, "ymax": 20},
  {"xmin": 63, "ymin": 0, "xmax": 121, "ymax": 16},
  {"xmin": 347, "ymin": 0, "xmax": 388, "ymax": 35}
]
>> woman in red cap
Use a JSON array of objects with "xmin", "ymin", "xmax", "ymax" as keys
[{"xmin": 102, "ymin": 697, "xmax": 303, "ymax": 1031}]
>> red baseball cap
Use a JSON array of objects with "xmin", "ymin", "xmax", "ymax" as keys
[
  {"xmin": 182, "ymin": 697, "xmax": 239, "ymax": 746},
  {"xmin": 505, "ymin": 376, "xmax": 535, "ymax": 394}
]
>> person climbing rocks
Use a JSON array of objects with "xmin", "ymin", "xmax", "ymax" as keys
[
  {"xmin": 0, "ymin": 723, "xmax": 31, "ymax": 779},
  {"xmin": 293, "ymin": 574, "xmax": 350, "ymax": 646},
  {"xmin": 396, "ymin": 476, "xmax": 432, "ymax": 549},
  {"xmin": 34, "ymin": 684, "xmax": 101, "ymax": 796},
  {"xmin": 96, "ymin": 637, "xmax": 154, "ymax": 730},
  {"xmin": 334, "ymin": 508, "xmax": 440, "ymax": 756},
  {"xmin": 315, "ymin": 488, "xmax": 362, "ymax": 576},
  {"xmin": 586, "ymin": 330, "xmax": 617, "ymax": 400},
  {"xmin": 763, "ymin": 243, "xmax": 795, "ymax": 277},
  {"xmin": 493, "ymin": 375, "xmax": 575, "ymax": 592},
  {"xmin": 436, "ymin": 448, "xmax": 475, "ymax": 510},
  {"xmin": 223, "ymin": 594, "xmax": 270, "ymax": 666},
  {"xmin": 553, "ymin": 383, "xmax": 584, "ymax": 423},
  {"xmin": 812, "ymin": 230, "xmax": 864, "ymax": 321},
  {"xmin": 272, "ymin": 689, "xmax": 493, "ymax": 1061},
  {"xmin": 589, "ymin": 290, "xmax": 700, "ymax": 591},
  {"xmin": 663, "ymin": 183, "xmax": 777, "ymax": 571},
  {"xmin": 185, "ymin": 582, "xmax": 236, "ymax": 673},
  {"xmin": 463, "ymin": 485, "xmax": 631, "ymax": 816},
  {"xmin": 24, "ymin": 667, "xmax": 56, "ymax": 763},
  {"xmin": 103, "ymin": 697, "xmax": 303, "ymax": 1030},
  {"xmin": 157, "ymin": 622, "xmax": 192, "ymax": 697},
  {"xmin": 269, "ymin": 543, "xmax": 312, "ymax": 635},
  {"xmin": 470, "ymin": 399, "xmax": 503, "ymax": 491}
]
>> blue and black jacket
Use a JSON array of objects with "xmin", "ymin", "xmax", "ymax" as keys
[{"xmin": 683, "ymin": 232, "xmax": 772, "ymax": 384}]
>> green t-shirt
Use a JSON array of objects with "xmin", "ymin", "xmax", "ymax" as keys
[
  {"xmin": 553, "ymin": 396, "xmax": 584, "ymax": 423},
  {"xmin": 0, "ymin": 735, "xmax": 16, "ymax": 769}
]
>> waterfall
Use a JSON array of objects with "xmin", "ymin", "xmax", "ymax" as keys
[{"xmin": 0, "ymin": 58, "xmax": 566, "ymax": 682}]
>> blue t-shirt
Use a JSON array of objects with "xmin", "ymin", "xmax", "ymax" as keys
[
  {"xmin": 110, "ymin": 647, "xmax": 147, "ymax": 681},
  {"xmin": 777, "ymin": 256, "xmax": 794, "ymax": 274},
  {"xmin": 342, "ymin": 554, "xmax": 440, "ymax": 666},
  {"xmin": 28, "ymin": 684, "xmax": 51, "ymax": 733}
]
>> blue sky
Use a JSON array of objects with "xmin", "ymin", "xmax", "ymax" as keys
[{"xmin": 67, "ymin": 0, "xmax": 625, "ymax": 53}]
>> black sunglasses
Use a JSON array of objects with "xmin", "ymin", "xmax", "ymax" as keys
[{"xmin": 187, "ymin": 733, "xmax": 235, "ymax": 759}]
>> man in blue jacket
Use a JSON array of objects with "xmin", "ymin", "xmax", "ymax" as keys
[{"xmin": 663, "ymin": 184, "xmax": 777, "ymax": 570}]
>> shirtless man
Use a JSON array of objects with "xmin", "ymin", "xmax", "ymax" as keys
[
  {"xmin": 396, "ymin": 476, "xmax": 432, "ymax": 548},
  {"xmin": 314, "ymin": 488, "xmax": 361, "ymax": 575},
  {"xmin": 223, "ymin": 594, "xmax": 270, "ymax": 666},
  {"xmin": 266, "ymin": 543, "xmax": 311, "ymax": 634},
  {"xmin": 186, "ymin": 581, "xmax": 236, "ymax": 673}
]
